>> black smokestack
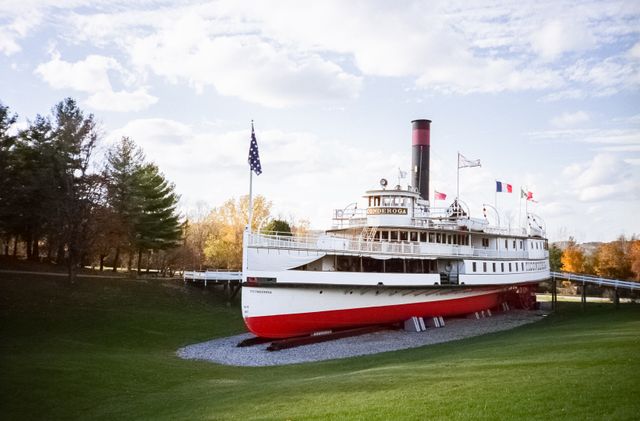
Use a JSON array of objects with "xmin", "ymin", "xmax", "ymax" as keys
[{"xmin": 411, "ymin": 119, "xmax": 431, "ymax": 201}]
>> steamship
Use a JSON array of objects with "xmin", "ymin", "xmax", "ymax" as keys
[{"xmin": 241, "ymin": 119, "xmax": 550, "ymax": 339}]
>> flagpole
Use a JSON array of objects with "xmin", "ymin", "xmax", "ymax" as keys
[
  {"xmin": 494, "ymin": 180, "xmax": 497, "ymax": 211},
  {"xmin": 456, "ymin": 152, "xmax": 460, "ymax": 200},
  {"xmin": 248, "ymin": 169, "xmax": 253, "ymax": 232},
  {"xmin": 518, "ymin": 187, "xmax": 522, "ymax": 232}
]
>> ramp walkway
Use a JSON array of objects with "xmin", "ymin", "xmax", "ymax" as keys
[
  {"xmin": 550, "ymin": 271, "xmax": 640, "ymax": 291},
  {"xmin": 549, "ymin": 271, "xmax": 639, "ymax": 309},
  {"xmin": 183, "ymin": 270, "xmax": 242, "ymax": 303}
]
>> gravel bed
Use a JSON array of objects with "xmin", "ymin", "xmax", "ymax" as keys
[{"xmin": 177, "ymin": 310, "xmax": 548, "ymax": 367}]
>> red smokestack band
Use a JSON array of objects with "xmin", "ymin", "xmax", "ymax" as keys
[{"xmin": 412, "ymin": 119, "xmax": 431, "ymax": 146}]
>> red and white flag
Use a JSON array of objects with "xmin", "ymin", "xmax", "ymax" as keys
[{"xmin": 434, "ymin": 190, "xmax": 447, "ymax": 200}]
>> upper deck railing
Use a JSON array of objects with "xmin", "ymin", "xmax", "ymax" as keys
[
  {"xmin": 247, "ymin": 232, "xmax": 547, "ymax": 260},
  {"xmin": 331, "ymin": 208, "xmax": 531, "ymax": 237}
]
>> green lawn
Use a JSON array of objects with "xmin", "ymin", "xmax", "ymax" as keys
[{"xmin": 1, "ymin": 273, "xmax": 639, "ymax": 420}]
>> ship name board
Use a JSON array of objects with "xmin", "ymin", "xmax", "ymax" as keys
[{"xmin": 367, "ymin": 207, "xmax": 408, "ymax": 215}]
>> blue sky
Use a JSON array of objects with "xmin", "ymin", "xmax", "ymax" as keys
[{"xmin": 1, "ymin": 0, "xmax": 639, "ymax": 242}]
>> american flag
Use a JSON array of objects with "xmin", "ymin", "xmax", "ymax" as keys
[{"xmin": 248, "ymin": 122, "xmax": 262, "ymax": 175}]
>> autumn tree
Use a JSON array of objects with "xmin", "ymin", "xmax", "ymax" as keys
[
  {"xmin": 595, "ymin": 237, "xmax": 632, "ymax": 280},
  {"xmin": 561, "ymin": 238, "xmax": 585, "ymax": 273},
  {"xmin": 292, "ymin": 218, "xmax": 311, "ymax": 237},
  {"xmin": 178, "ymin": 203, "xmax": 216, "ymax": 270},
  {"xmin": 203, "ymin": 195, "xmax": 271, "ymax": 269},
  {"xmin": 629, "ymin": 240, "xmax": 640, "ymax": 281}
]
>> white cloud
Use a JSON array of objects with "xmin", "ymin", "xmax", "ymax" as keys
[
  {"xmin": 550, "ymin": 111, "xmax": 590, "ymax": 128},
  {"xmin": 530, "ymin": 20, "xmax": 595, "ymax": 61},
  {"xmin": 46, "ymin": 1, "xmax": 639, "ymax": 101},
  {"xmin": 0, "ymin": 11, "xmax": 42, "ymax": 55},
  {"xmin": 109, "ymin": 118, "xmax": 192, "ymax": 146},
  {"xmin": 528, "ymin": 127, "xmax": 640, "ymax": 150},
  {"xmin": 35, "ymin": 53, "xmax": 120, "ymax": 92},
  {"xmin": 35, "ymin": 52, "xmax": 157, "ymax": 112},
  {"xmin": 86, "ymin": 88, "xmax": 158, "ymax": 112},
  {"xmin": 562, "ymin": 154, "xmax": 640, "ymax": 202},
  {"xmin": 127, "ymin": 16, "xmax": 362, "ymax": 107}
]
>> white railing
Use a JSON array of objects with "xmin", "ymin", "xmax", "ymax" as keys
[
  {"xmin": 247, "ymin": 232, "xmax": 545, "ymax": 259},
  {"xmin": 551, "ymin": 271, "xmax": 640, "ymax": 290},
  {"xmin": 333, "ymin": 208, "xmax": 368, "ymax": 220},
  {"xmin": 183, "ymin": 270, "xmax": 242, "ymax": 281}
]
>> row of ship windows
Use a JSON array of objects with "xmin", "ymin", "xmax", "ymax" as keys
[
  {"xmin": 376, "ymin": 231, "xmax": 471, "ymax": 246},
  {"xmin": 369, "ymin": 196, "xmax": 411, "ymax": 207},
  {"xmin": 471, "ymin": 261, "xmax": 547, "ymax": 273},
  {"xmin": 370, "ymin": 231, "xmax": 546, "ymax": 251},
  {"xmin": 481, "ymin": 238, "xmax": 547, "ymax": 251}
]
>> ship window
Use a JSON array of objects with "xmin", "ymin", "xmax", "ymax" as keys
[
  {"xmin": 368, "ymin": 197, "xmax": 372, "ymax": 206},
  {"xmin": 420, "ymin": 232, "xmax": 427, "ymax": 242},
  {"xmin": 436, "ymin": 233, "xmax": 441, "ymax": 243},
  {"xmin": 509, "ymin": 262, "xmax": 512, "ymax": 272},
  {"xmin": 381, "ymin": 231, "xmax": 389, "ymax": 241},
  {"xmin": 410, "ymin": 232, "xmax": 418, "ymax": 242},
  {"xmin": 472, "ymin": 262, "xmax": 477, "ymax": 272},
  {"xmin": 482, "ymin": 238, "xmax": 489, "ymax": 247},
  {"xmin": 400, "ymin": 231, "xmax": 408, "ymax": 241},
  {"xmin": 520, "ymin": 240, "xmax": 523, "ymax": 249},
  {"xmin": 428, "ymin": 232, "xmax": 435, "ymax": 243},
  {"xmin": 483, "ymin": 262, "xmax": 487, "ymax": 272},
  {"xmin": 505, "ymin": 240, "xmax": 508, "ymax": 249},
  {"xmin": 390, "ymin": 231, "xmax": 398, "ymax": 241},
  {"xmin": 447, "ymin": 234, "xmax": 451, "ymax": 244},
  {"xmin": 492, "ymin": 263, "xmax": 496, "ymax": 272},
  {"xmin": 521, "ymin": 262, "xmax": 524, "ymax": 271},
  {"xmin": 501, "ymin": 263, "xmax": 504, "ymax": 272}
]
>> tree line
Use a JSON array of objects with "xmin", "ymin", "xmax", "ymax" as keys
[
  {"xmin": 549, "ymin": 236, "xmax": 640, "ymax": 281},
  {"xmin": 0, "ymin": 99, "xmax": 181, "ymax": 280},
  {"xmin": 1, "ymin": 98, "xmax": 308, "ymax": 279}
]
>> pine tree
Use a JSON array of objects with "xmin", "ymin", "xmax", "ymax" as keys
[
  {"xmin": 0, "ymin": 102, "xmax": 18, "ymax": 255},
  {"xmin": 133, "ymin": 163, "xmax": 182, "ymax": 273},
  {"xmin": 50, "ymin": 98, "xmax": 101, "ymax": 281},
  {"xmin": 104, "ymin": 136, "xmax": 145, "ymax": 271}
]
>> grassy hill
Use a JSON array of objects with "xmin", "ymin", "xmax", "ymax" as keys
[{"xmin": 1, "ymin": 273, "xmax": 639, "ymax": 420}]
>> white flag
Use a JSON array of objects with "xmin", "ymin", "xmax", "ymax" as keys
[
  {"xmin": 398, "ymin": 168, "xmax": 408, "ymax": 179},
  {"xmin": 458, "ymin": 153, "xmax": 481, "ymax": 169}
]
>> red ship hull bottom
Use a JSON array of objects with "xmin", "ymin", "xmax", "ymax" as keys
[{"xmin": 244, "ymin": 290, "xmax": 502, "ymax": 339}]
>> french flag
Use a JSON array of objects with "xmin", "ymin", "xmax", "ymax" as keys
[{"xmin": 496, "ymin": 181, "xmax": 512, "ymax": 193}]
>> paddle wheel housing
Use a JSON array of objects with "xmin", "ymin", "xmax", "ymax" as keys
[{"xmin": 506, "ymin": 285, "xmax": 537, "ymax": 310}]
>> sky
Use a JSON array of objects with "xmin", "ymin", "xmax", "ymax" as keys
[{"xmin": 1, "ymin": 0, "xmax": 639, "ymax": 243}]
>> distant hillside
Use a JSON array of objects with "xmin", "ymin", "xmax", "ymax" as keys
[{"xmin": 552, "ymin": 241, "xmax": 603, "ymax": 254}]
